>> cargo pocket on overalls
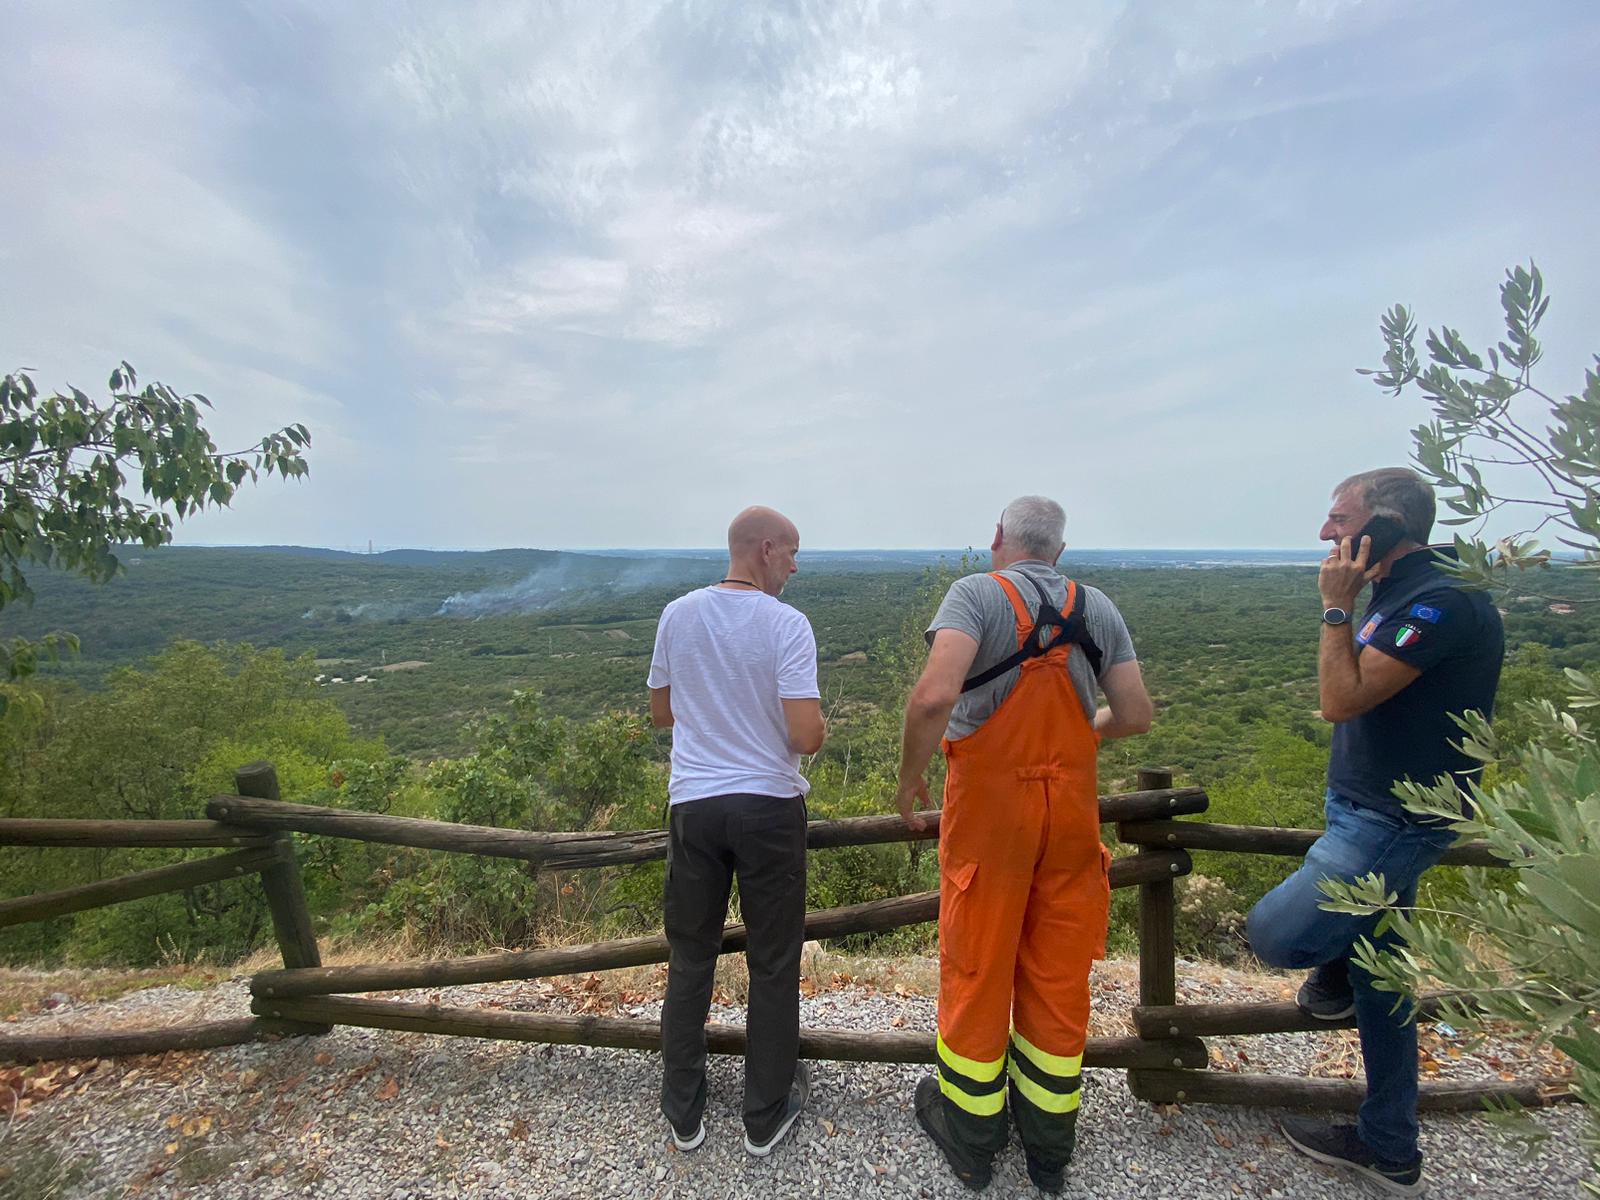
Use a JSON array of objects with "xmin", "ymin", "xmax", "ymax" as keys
[
  {"xmin": 940, "ymin": 858, "xmax": 983, "ymax": 981},
  {"xmin": 1093, "ymin": 844, "xmax": 1112, "ymax": 960}
]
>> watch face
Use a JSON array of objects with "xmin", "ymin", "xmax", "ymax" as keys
[{"xmin": 1322, "ymin": 607, "xmax": 1349, "ymax": 625}]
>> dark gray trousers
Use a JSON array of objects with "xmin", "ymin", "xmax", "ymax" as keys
[{"xmin": 660, "ymin": 792, "xmax": 807, "ymax": 1142}]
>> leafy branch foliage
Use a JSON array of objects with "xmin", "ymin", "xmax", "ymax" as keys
[
  {"xmin": 1, "ymin": 362, "xmax": 310, "ymax": 694},
  {"xmin": 1327, "ymin": 262, "xmax": 1600, "ymax": 1190},
  {"xmin": 1359, "ymin": 263, "xmax": 1600, "ymax": 590}
]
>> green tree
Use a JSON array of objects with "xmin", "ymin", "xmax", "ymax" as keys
[
  {"xmin": 0, "ymin": 642, "xmax": 381, "ymax": 965},
  {"xmin": 1321, "ymin": 263, "xmax": 1600, "ymax": 1190},
  {"xmin": 0, "ymin": 362, "xmax": 309, "ymax": 700}
]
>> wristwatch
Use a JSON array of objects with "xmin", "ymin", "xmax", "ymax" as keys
[{"xmin": 1321, "ymin": 606, "xmax": 1350, "ymax": 626}]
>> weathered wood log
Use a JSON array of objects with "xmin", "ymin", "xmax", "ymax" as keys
[
  {"xmin": 0, "ymin": 1017, "xmax": 307, "ymax": 1064},
  {"xmin": 1127, "ymin": 1068, "xmax": 1572, "ymax": 1111},
  {"xmin": 254, "ymin": 890, "xmax": 940, "ymax": 998},
  {"xmin": 235, "ymin": 763, "xmax": 328, "ymax": 1035},
  {"xmin": 1134, "ymin": 771, "xmax": 1179, "ymax": 1011},
  {"xmin": 250, "ymin": 994, "xmax": 1210, "ymax": 1069},
  {"xmin": 1127, "ymin": 770, "xmax": 1183, "ymax": 1105},
  {"xmin": 1118, "ymin": 820, "xmax": 1510, "ymax": 868},
  {"xmin": 253, "ymin": 852, "xmax": 1187, "ymax": 1000},
  {"xmin": 0, "ymin": 844, "xmax": 286, "ymax": 929},
  {"xmin": 235, "ymin": 766, "xmax": 322, "ymax": 971},
  {"xmin": 1132, "ymin": 994, "xmax": 1469, "ymax": 1040},
  {"xmin": 207, "ymin": 787, "xmax": 1209, "ymax": 869},
  {"xmin": 0, "ymin": 819, "xmax": 272, "ymax": 849}
]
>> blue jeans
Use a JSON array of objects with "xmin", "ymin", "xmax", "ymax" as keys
[{"xmin": 1246, "ymin": 791, "xmax": 1455, "ymax": 1163}]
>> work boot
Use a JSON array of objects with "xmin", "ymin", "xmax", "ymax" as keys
[
  {"xmin": 1295, "ymin": 959, "xmax": 1356, "ymax": 1021},
  {"xmin": 914, "ymin": 1076, "xmax": 993, "ymax": 1191},
  {"xmin": 1023, "ymin": 1153, "xmax": 1064, "ymax": 1194}
]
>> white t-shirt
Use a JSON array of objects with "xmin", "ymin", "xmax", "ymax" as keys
[{"xmin": 647, "ymin": 586, "xmax": 820, "ymax": 804}]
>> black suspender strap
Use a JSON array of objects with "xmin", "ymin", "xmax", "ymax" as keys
[{"xmin": 959, "ymin": 573, "xmax": 1105, "ymax": 694}]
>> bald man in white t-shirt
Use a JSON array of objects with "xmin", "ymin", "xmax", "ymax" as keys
[{"xmin": 647, "ymin": 506, "xmax": 825, "ymax": 1159}]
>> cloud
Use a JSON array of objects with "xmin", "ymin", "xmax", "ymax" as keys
[{"xmin": 5, "ymin": 1, "xmax": 1598, "ymax": 550}]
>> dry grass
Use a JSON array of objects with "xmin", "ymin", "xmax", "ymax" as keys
[{"xmin": 0, "ymin": 966, "xmax": 223, "ymax": 1021}]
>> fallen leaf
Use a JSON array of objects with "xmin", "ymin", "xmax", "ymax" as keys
[
  {"xmin": 314, "ymin": 1052, "xmax": 334, "ymax": 1067},
  {"xmin": 375, "ymin": 1076, "xmax": 401, "ymax": 1101},
  {"xmin": 164, "ymin": 1142, "xmax": 179, "ymax": 1156},
  {"xmin": 821, "ymin": 1119, "xmax": 836, "ymax": 1136}
]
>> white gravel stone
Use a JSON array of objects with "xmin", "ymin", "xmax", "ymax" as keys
[{"xmin": 1, "ymin": 964, "xmax": 1590, "ymax": 1197}]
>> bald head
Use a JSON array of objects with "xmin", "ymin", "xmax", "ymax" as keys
[
  {"xmin": 725, "ymin": 505, "xmax": 800, "ymax": 597},
  {"xmin": 728, "ymin": 506, "xmax": 798, "ymax": 555}
]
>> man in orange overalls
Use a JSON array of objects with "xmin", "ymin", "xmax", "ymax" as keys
[{"xmin": 895, "ymin": 496, "xmax": 1154, "ymax": 1192}]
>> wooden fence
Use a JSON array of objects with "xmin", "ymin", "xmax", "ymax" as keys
[{"xmin": 0, "ymin": 762, "xmax": 1571, "ymax": 1115}]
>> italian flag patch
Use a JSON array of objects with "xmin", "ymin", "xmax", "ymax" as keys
[{"xmin": 1394, "ymin": 623, "xmax": 1422, "ymax": 649}]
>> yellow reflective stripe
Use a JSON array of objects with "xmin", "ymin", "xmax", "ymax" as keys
[
  {"xmin": 1007, "ymin": 1061, "xmax": 1083, "ymax": 1114},
  {"xmin": 1010, "ymin": 1029, "xmax": 1083, "ymax": 1079},
  {"xmin": 940, "ymin": 1073, "xmax": 1007, "ymax": 1116},
  {"xmin": 936, "ymin": 1033, "xmax": 1005, "ymax": 1083}
]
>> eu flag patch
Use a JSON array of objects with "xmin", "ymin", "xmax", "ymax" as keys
[{"xmin": 1408, "ymin": 603, "xmax": 1443, "ymax": 624}]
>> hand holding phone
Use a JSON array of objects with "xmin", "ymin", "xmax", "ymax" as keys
[{"xmin": 1355, "ymin": 515, "xmax": 1406, "ymax": 563}]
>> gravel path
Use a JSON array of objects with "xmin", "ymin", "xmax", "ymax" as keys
[{"xmin": 2, "ymin": 960, "xmax": 1589, "ymax": 1198}]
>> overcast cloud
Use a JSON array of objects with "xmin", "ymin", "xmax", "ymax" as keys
[{"xmin": 5, "ymin": 1, "xmax": 1597, "ymax": 550}]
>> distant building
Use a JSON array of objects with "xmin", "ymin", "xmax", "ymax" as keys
[{"xmin": 1548, "ymin": 602, "xmax": 1576, "ymax": 615}]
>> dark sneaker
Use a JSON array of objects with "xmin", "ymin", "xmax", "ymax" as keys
[
  {"xmin": 913, "ymin": 1075, "xmax": 993, "ymax": 1191},
  {"xmin": 1280, "ymin": 1115, "xmax": 1422, "ymax": 1196},
  {"xmin": 669, "ymin": 1116, "xmax": 705, "ymax": 1152},
  {"xmin": 744, "ymin": 1062, "xmax": 811, "ymax": 1157},
  {"xmin": 1296, "ymin": 960, "xmax": 1356, "ymax": 1021},
  {"xmin": 1024, "ymin": 1154, "xmax": 1063, "ymax": 1194}
]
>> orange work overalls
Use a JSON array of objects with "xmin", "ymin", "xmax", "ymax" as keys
[{"xmin": 934, "ymin": 573, "xmax": 1110, "ymax": 1170}]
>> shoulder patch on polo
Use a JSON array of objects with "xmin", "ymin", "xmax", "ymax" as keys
[
  {"xmin": 1394, "ymin": 622, "xmax": 1423, "ymax": 649},
  {"xmin": 1408, "ymin": 603, "xmax": 1443, "ymax": 624},
  {"xmin": 1357, "ymin": 613, "xmax": 1383, "ymax": 645}
]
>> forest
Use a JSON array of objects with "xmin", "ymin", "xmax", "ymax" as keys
[{"xmin": 2, "ymin": 543, "xmax": 1596, "ymax": 968}]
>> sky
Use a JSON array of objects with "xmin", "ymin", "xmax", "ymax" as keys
[{"xmin": 5, "ymin": 1, "xmax": 1598, "ymax": 551}]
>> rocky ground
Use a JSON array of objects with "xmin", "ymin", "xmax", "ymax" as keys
[{"xmin": 0, "ymin": 957, "xmax": 1589, "ymax": 1198}]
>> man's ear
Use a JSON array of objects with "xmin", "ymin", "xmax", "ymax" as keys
[
  {"xmin": 991, "ymin": 524, "xmax": 1004, "ymax": 553},
  {"xmin": 1050, "ymin": 542, "xmax": 1065, "ymax": 567}
]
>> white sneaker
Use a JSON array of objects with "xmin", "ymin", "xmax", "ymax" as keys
[
  {"xmin": 744, "ymin": 1063, "xmax": 811, "ymax": 1157},
  {"xmin": 670, "ymin": 1118, "xmax": 705, "ymax": 1152}
]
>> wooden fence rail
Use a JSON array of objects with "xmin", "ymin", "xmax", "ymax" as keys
[
  {"xmin": 0, "ymin": 759, "xmax": 1571, "ymax": 1120},
  {"xmin": 249, "ymin": 850, "xmax": 1191, "ymax": 1000},
  {"xmin": 252, "ymin": 994, "xmax": 1210, "ymax": 1071},
  {"xmin": 204, "ymin": 786, "xmax": 1210, "ymax": 869}
]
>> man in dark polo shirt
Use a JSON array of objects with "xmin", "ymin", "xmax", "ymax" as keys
[{"xmin": 1247, "ymin": 467, "xmax": 1503, "ymax": 1197}]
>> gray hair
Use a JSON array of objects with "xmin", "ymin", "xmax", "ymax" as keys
[
  {"xmin": 999, "ymin": 495, "xmax": 1066, "ymax": 559},
  {"xmin": 1334, "ymin": 468, "xmax": 1436, "ymax": 544}
]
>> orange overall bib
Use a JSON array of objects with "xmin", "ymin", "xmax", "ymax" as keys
[{"xmin": 934, "ymin": 573, "xmax": 1110, "ymax": 1169}]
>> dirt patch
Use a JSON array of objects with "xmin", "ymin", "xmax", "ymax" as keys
[
  {"xmin": 602, "ymin": 630, "xmax": 631, "ymax": 642},
  {"xmin": 377, "ymin": 661, "xmax": 428, "ymax": 673}
]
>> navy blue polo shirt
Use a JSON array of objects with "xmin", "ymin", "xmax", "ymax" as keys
[{"xmin": 1327, "ymin": 548, "xmax": 1505, "ymax": 819}]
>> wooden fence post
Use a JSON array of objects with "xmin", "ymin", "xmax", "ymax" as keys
[
  {"xmin": 1128, "ymin": 766, "xmax": 1183, "ymax": 1099},
  {"xmin": 236, "ymin": 762, "xmax": 329, "ymax": 1035}
]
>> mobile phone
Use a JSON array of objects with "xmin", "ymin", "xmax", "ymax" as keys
[{"xmin": 1355, "ymin": 515, "xmax": 1406, "ymax": 562}]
